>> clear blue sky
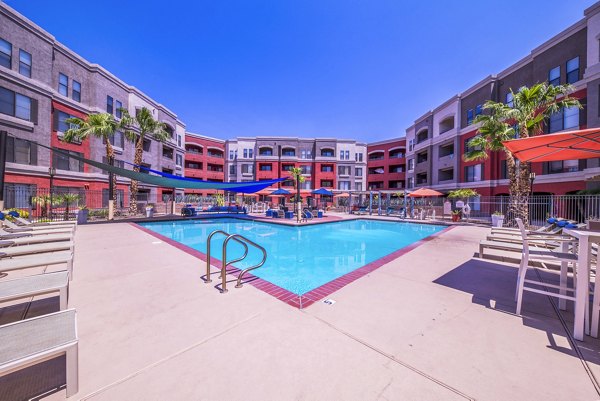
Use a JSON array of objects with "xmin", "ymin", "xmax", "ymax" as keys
[{"xmin": 5, "ymin": 0, "xmax": 594, "ymax": 142}]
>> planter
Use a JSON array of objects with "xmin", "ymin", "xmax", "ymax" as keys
[
  {"xmin": 76, "ymin": 209, "xmax": 88, "ymax": 225},
  {"xmin": 451, "ymin": 214, "xmax": 460, "ymax": 222},
  {"xmin": 145, "ymin": 208, "xmax": 154, "ymax": 218},
  {"xmin": 588, "ymin": 220, "xmax": 600, "ymax": 231},
  {"xmin": 491, "ymin": 215, "xmax": 505, "ymax": 228}
]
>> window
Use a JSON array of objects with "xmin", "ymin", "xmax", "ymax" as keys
[
  {"xmin": 355, "ymin": 182, "xmax": 362, "ymax": 191},
  {"xmin": 345, "ymin": 150, "xmax": 350, "ymax": 160},
  {"xmin": 241, "ymin": 164, "xmax": 254, "ymax": 174},
  {"xmin": 549, "ymin": 110, "xmax": 563, "ymax": 133},
  {"xmin": 407, "ymin": 177, "xmax": 414, "ymax": 188},
  {"xmin": 321, "ymin": 164, "xmax": 333, "ymax": 172},
  {"xmin": 408, "ymin": 139, "xmax": 414, "ymax": 152},
  {"xmin": 338, "ymin": 181, "xmax": 350, "ymax": 190},
  {"xmin": 0, "ymin": 38, "xmax": 11, "ymax": 68},
  {"xmin": 177, "ymin": 135, "xmax": 182, "ymax": 147},
  {"xmin": 55, "ymin": 111, "xmax": 77, "ymax": 133},
  {"xmin": 408, "ymin": 159, "xmax": 414, "ymax": 171},
  {"xmin": 143, "ymin": 139, "xmax": 151, "ymax": 152},
  {"xmin": 259, "ymin": 163, "xmax": 272, "ymax": 171},
  {"xmin": 53, "ymin": 149, "xmax": 84, "ymax": 172},
  {"xmin": 58, "ymin": 73, "xmax": 68, "ymax": 96},
  {"xmin": 544, "ymin": 159, "xmax": 581, "ymax": 174},
  {"xmin": 101, "ymin": 157, "xmax": 125, "ymax": 172},
  {"xmin": 176, "ymin": 154, "xmax": 183, "ymax": 166},
  {"xmin": 355, "ymin": 167, "xmax": 362, "ymax": 176},
  {"xmin": 300, "ymin": 165, "xmax": 311, "ymax": 174},
  {"xmin": 282, "ymin": 164, "xmax": 294, "ymax": 171},
  {"xmin": 6, "ymin": 137, "xmax": 37, "ymax": 165},
  {"xmin": 115, "ymin": 100, "xmax": 122, "ymax": 118},
  {"xmin": 500, "ymin": 160, "xmax": 507, "ymax": 179},
  {"xmin": 18, "ymin": 50, "xmax": 31, "ymax": 77},
  {"xmin": 248, "ymin": 149, "xmax": 253, "ymax": 158},
  {"xmin": 320, "ymin": 180, "xmax": 333, "ymax": 187},
  {"xmin": 259, "ymin": 147, "xmax": 273, "ymax": 156},
  {"xmin": 506, "ymin": 92, "xmax": 514, "ymax": 108},
  {"xmin": 464, "ymin": 137, "xmax": 481, "ymax": 153},
  {"xmin": 162, "ymin": 146, "xmax": 174, "ymax": 159},
  {"xmin": 355, "ymin": 152, "xmax": 363, "ymax": 162},
  {"xmin": 72, "ymin": 80, "xmax": 81, "ymax": 102},
  {"xmin": 243, "ymin": 149, "xmax": 248, "ymax": 158},
  {"xmin": 549, "ymin": 66, "xmax": 560, "ymax": 86},
  {"xmin": 467, "ymin": 109, "xmax": 474, "ymax": 125},
  {"xmin": 338, "ymin": 166, "xmax": 351, "ymax": 176},
  {"xmin": 229, "ymin": 150, "xmax": 235, "ymax": 160},
  {"xmin": 106, "ymin": 96, "xmax": 113, "ymax": 114},
  {"xmin": 464, "ymin": 164, "xmax": 483, "ymax": 182},
  {"xmin": 340, "ymin": 150, "xmax": 344, "ymax": 159},
  {"xmin": 229, "ymin": 165, "xmax": 236, "ymax": 175},
  {"xmin": 0, "ymin": 87, "xmax": 35, "ymax": 122},
  {"xmin": 109, "ymin": 131, "xmax": 125, "ymax": 149},
  {"xmin": 320, "ymin": 148, "xmax": 334, "ymax": 157},
  {"xmin": 301, "ymin": 149, "xmax": 312, "ymax": 159},
  {"xmin": 301, "ymin": 180, "xmax": 312, "ymax": 190},
  {"xmin": 15, "ymin": 94, "xmax": 31, "ymax": 121},
  {"xmin": 566, "ymin": 57, "xmax": 579, "ymax": 84},
  {"xmin": 282, "ymin": 148, "xmax": 295, "ymax": 156},
  {"xmin": 475, "ymin": 104, "xmax": 482, "ymax": 116},
  {"xmin": 563, "ymin": 106, "xmax": 579, "ymax": 129},
  {"xmin": 282, "ymin": 180, "xmax": 295, "ymax": 187}
]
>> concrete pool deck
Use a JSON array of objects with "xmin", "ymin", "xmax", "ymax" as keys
[{"xmin": 1, "ymin": 216, "xmax": 600, "ymax": 400}]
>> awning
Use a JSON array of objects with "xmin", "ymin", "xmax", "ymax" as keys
[{"xmin": 502, "ymin": 128, "xmax": 600, "ymax": 162}]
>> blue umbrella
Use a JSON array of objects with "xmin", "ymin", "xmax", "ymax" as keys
[
  {"xmin": 271, "ymin": 188, "xmax": 291, "ymax": 195},
  {"xmin": 312, "ymin": 188, "xmax": 333, "ymax": 196}
]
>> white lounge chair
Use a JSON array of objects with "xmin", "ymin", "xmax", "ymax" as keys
[
  {"xmin": 0, "ymin": 251, "xmax": 74, "ymax": 280},
  {"xmin": 0, "ymin": 233, "xmax": 72, "ymax": 247},
  {"xmin": 0, "ymin": 241, "xmax": 74, "ymax": 257},
  {"xmin": 1, "ymin": 227, "xmax": 73, "ymax": 237},
  {"xmin": 1, "ymin": 220, "xmax": 75, "ymax": 235},
  {"xmin": 0, "ymin": 271, "xmax": 69, "ymax": 310},
  {"xmin": 0, "ymin": 309, "xmax": 78, "ymax": 397}
]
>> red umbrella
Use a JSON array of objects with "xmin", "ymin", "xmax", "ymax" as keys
[
  {"xmin": 502, "ymin": 128, "xmax": 600, "ymax": 162},
  {"xmin": 408, "ymin": 188, "xmax": 444, "ymax": 197}
]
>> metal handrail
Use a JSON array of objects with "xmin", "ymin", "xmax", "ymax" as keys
[
  {"xmin": 221, "ymin": 234, "xmax": 267, "ymax": 292},
  {"xmin": 204, "ymin": 230, "xmax": 248, "ymax": 283}
]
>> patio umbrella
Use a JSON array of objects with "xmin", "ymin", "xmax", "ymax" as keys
[
  {"xmin": 334, "ymin": 192, "xmax": 351, "ymax": 197},
  {"xmin": 502, "ymin": 127, "xmax": 600, "ymax": 162},
  {"xmin": 312, "ymin": 188, "xmax": 333, "ymax": 208},
  {"xmin": 407, "ymin": 188, "xmax": 443, "ymax": 197},
  {"xmin": 271, "ymin": 188, "xmax": 291, "ymax": 195}
]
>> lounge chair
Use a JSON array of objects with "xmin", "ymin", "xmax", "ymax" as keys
[
  {"xmin": 0, "ymin": 271, "xmax": 69, "ymax": 310},
  {"xmin": 3, "ymin": 211, "xmax": 76, "ymax": 229},
  {"xmin": 0, "ymin": 233, "xmax": 72, "ymax": 247},
  {"xmin": 1, "ymin": 219, "xmax": 75, "ymax": 234},
  {"xmin": 0, "ymin": 251, "xmax": 74, "ymax": 279},
  {"xmin": 0, "ymin": 241, "xmax": 74, "ymax": 257},
  {"xmin": 0, "ymin": 309, "xmax": 79, "ymax": 397},
  {"xmin": 355, "ymin": 206, "xmax": 368, "ymax": 215}
]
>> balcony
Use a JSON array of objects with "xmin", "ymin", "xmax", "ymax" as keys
[
  {"xmin": 206, "ymin": 150, "xmax": 224, "ymax": 159},
  {"xmin": 256, "ymin": 171, "xmax": 277, "ymax": 180},
  {"xmin": 185, "ymin": 152, "xmax": 203, "ymax": 163},
  {"xmin": 388, "ymin": 181, "xmax": 404, "ymax": 189},
  {"xmin": 205, "ymin": 171, "xmax": 224, "ymax": 181},
  {"xmin": 184, "ymin": 168, "xmax": 203, "ymax": 178}
]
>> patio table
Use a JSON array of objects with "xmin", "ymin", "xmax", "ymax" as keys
[{"xmin": 562, "ymin": 228, "xmax": 600, "ymax": 341}]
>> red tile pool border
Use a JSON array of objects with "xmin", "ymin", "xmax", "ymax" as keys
[{"xmin": 131, "ymin": 220, "xmax": 455, "ymax": 309}]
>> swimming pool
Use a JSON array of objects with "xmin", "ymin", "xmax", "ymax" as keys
[{"xmin": 138, "ymin": 218, "xmax": 446, "ymax": 296}]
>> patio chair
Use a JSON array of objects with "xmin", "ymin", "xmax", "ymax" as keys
[
  {"xmin": 0, "ymin": 241, "xmax": 74, "ymax": 258},
  {"xmin": 1, "ymin": 219, "xmax": 75, "ymax": 234},
  {"xmin": 0, "ymin": 251, "xmax": 74, "ymax": 280},
  {"xmin": 0, "ymin": 232, "xmax": 72, "ymax": 247},
  {"xmin": 0, "ymin": 309, "xmax": 79, "ymax": 397},
  {"xmin": 0, "ymin": 271, "xmax": 69, "ymax": 310},
  {"xmin": 514, "ymin": 218, "xmax": 580, "ymax": 316}
]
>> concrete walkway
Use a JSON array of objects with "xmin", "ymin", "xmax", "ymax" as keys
[{"xmin": 1, "ymin": 218, "xmax": 599, "ymax": 400}]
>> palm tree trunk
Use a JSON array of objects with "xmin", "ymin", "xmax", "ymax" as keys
[
  {"xmin": 129, "ymin": 137, "xmax": 144, "ymax": 215},
  {"xmin": 505, "ymin": 150, "xmax": 521, "ymax": 227},
  {"xmin": 105, "ymin": 142, "xmax": 117, "ymax": 203}
]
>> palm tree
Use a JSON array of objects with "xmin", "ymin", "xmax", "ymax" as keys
[
  {"xmin": 289, "ymin": 167, "xmax": 305, "ymax": 203},
  {"xmin": 120, "ymin": 107, "xmax": 170, "ymax": 215},
  {"xmin": 464, "ymin": 83, "xmax": 581, "ymax": 225},
  {"xmin": 57, "ymin": 193, "xmax": 80, "ymax": 221},
  {"xmin": 64, "ymin": 113, "xmax": 121, "ymax": 203}
]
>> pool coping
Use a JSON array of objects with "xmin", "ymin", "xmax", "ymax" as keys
[{"xmin": 131, "ymin": 219, "xmax": 456, "ymax": 309}]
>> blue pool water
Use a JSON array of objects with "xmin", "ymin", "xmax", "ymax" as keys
[{"xmin": 138, "ymin": 218, "xmax": 445, "ymax": 295}]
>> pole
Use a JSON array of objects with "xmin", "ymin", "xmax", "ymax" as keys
[
  {"xmin": 49, "ymin": 167, "xmax": 55, "ymax": 221},
  {"xmin": 369, "ymin": 191, "xmax": 373, "ymax": 215},
  {"xmin": 296, "ymin": 174, "xmax": 301, "ymax": 223},
  {"xmin": 108, "ymin": 156, "xmax": 115, "ymax": 220},
  {"xmin": 0, "ymin": 131, "xmax": 7, "ymax": 211}
]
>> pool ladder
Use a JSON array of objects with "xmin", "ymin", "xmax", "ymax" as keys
[{"xmin": 204, "ymin": 230, "xmax": 267, "ymax": 293}]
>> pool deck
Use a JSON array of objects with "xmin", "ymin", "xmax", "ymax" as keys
[{"xmin": 2, "ymin": 213, "xmax": 600, "ymax": 400}]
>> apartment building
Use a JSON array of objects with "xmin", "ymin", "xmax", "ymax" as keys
[
  {"xmin": 0, "ymin": 2, "xmax": 186, "ymax": 208},
  {"xmin": 184, "ymin": 132, "xmax": 225, "ymax": 196},
  {"xmin": 405, "ymin": 3, "xmax": 600, "ymax": 195},
  {"xmin": 225, "ymin": 137, "xmax": 367, "ymax": 192},
  {"xmin": 366, "ymin": 138, "xmax": 406, "ymax": 191}
]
